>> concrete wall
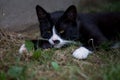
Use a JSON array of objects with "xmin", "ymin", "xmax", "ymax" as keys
[{"xmin": 0, "ymin": 0, "xmax": 80, "ymax": 31}]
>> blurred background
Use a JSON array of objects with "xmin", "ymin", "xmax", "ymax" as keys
[
  {"xmin": 0, "ymin": 0, "xmax": 120, "ymax": 31},
  {"xmin": 0, "ymin": 1, "xmax": 120, "ymax": 80}
]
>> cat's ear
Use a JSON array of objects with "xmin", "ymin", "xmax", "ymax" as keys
[
  {"xmin": 63, "ymin": 5, "xmax": 77, "ymax": 21},
  {"xmin": 36, "ymin": 5, "xmax": 49, "ymax": 21}
]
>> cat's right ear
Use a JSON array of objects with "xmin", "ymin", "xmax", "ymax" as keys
[{"xmin": 36, "ymin": 5, "xmax": 49, "ymax": 21}]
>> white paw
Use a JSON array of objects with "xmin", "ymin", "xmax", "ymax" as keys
[
  {"xmin": 19, "ymin": 44, "xmax": 27, "ymax": 54},
  {"xmin": 72, "ymin": 47, "xmax": 92, "ymax": 59}
]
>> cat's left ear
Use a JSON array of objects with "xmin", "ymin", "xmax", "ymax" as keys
[
  {"xmin": 63, "ymin": 5, "xmax": 77, "ymax": 21},
  {"xmin": 36, "ymin": 5, "xmax": 49, "ymax": 21}
]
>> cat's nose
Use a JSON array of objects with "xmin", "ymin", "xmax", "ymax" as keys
[{"xmin": 53, "ymin": 40, "xmax": 60, "ymax": 44}]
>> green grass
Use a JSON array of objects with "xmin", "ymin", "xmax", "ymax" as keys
[
  {"xmin": 0, "ymin": 71, "xmax": 6, "ymax": 80},
  {"xmin": 103, "ymin": 63, "xmax": 120, "ymax": 80},
  {"xmin": 1, "ymin": 43, "xmax": 120, "ymax": 80},
  {"xmin": 0, "ymin": 1, "xmax": 120, "ymax": 80}
]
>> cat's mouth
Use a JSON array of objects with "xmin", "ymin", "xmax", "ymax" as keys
[
  {"xmin": 53, "ymin": 40, "xmax": 73, "ymax": 48},
  {"xmin": 39, "ymin": 38, "xmax": 80, "ymax": 48},
  {"xmin": 50, "ymin": 39, "xmax": 78, "ymax": 48}
]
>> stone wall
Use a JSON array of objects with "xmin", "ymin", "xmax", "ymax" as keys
[{"xmin": 0, "ymin": 0, "xmax": 80, "ymax": 31}]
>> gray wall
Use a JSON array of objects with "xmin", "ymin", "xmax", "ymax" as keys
[{"xmin": 0, "ymin": 0, "xmax": 80, "ymax": 31}]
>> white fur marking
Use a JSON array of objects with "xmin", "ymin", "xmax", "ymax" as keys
[
  {"xmin": 72, "ymin": 47, "xmax": 92, "ymax": 59},
  {"xmin": 19, "ymin": 44, "xmax": 27, "ymax": 54},
  {"xmin": 49, "ymin": 26, "xmax": 72, "ymax": 48}
]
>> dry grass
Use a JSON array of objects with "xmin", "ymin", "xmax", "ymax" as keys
[
  {"xmin": 0, "ymin": 28, "xmax": 120, "ymax": 80},
  {"xmin": 1, "ymin": 1, "xmax": 120, "ymax": 79}
]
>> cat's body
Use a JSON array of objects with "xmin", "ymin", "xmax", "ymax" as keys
[{"xmin": 19, "ymin": 5, "xmax": 120, "ymax": 59}]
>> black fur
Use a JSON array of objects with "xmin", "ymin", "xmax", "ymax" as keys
[{"xmin": 35, "ymin": 5, "xmax": 120, "ymax": 49}]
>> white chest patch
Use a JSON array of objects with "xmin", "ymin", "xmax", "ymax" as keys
[{"xmin": 72, "ymin": 47, "xmax": 92, "ymax": 59}]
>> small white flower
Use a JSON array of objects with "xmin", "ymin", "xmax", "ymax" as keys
[{"xmin": 72, "ymin": 47, "xmax": 92, "ymax": 59}]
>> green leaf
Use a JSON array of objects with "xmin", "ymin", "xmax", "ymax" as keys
[
  {"xmin": 0, "ymin": 71, "xmax": 6, "ymax": 80},
  {"xmin": 51, "ymin": 62, "xmax": 60, "ymax": 71},
  {"xmin": 33, "ymin": 49, "xmax": 41, "ymax": 60},
  {"xmin": 7, "ymin": 66, "xmax": 23, "ymax": 78},
  {"xmin": 25, "ymin": 40, "xmax": 34, "ymax": 52}
]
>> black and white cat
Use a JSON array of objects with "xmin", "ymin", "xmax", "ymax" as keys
[{"xmin": 19, "ymin": 5, "xmax": 120, "ymax": 59}]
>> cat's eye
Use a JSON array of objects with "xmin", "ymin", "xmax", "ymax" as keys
[
  {"xmin": 47, "ymin": 31, "xmax": 51, "ymax": 33},
  {"xmin": 60, "ymin": 30, "xmax": 64, "ymax": 34}
]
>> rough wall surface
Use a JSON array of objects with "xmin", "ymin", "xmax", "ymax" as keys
[{"xmin": 0, "ymin": 0, "xmax": 80, "ymax": 31}]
